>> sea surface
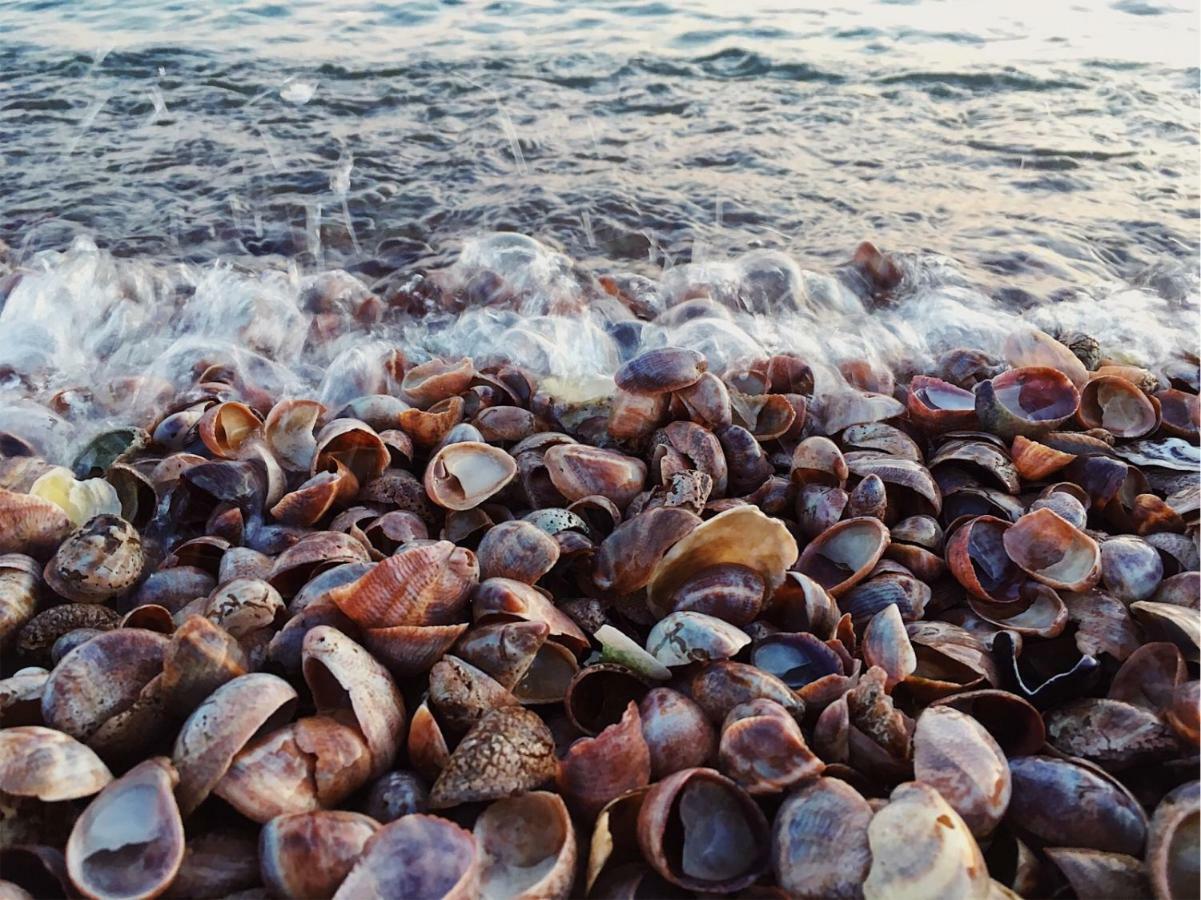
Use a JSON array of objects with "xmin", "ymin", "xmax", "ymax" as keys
[{"xmin": 0, "ymin": 0, "xmax": 1198, "ymax": 457}]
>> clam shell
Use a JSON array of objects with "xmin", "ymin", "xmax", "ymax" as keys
[
  {"xmin": 543, "ymin": 444, "xmax": 647, "ymax": 509},
  {"xmin": 615, "ymin": 347, "xmax": 706, "ymax": 395},
  {"xmin": 913, "ymin": 706, "xmax": 1011, "ymax": 837},
  {"xmin": 790, "ymin": 437, "xmax": 848, "ymax": 488}
]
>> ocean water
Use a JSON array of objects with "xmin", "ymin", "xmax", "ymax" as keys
[{"xmin": 0, "ymin": 0, "xmax": 1198, "ymax": 456}]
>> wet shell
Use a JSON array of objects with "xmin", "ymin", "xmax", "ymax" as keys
[
  {"xmin": 975, "ymin": 366, "xmax": 1080, "ymax": 440},
  {"xmin": 592, "ymin": 507, "xmax": 701, "ymax": 596},
  {"xmin": 615, "ymin": 347, "xmax": 706, "ymax": 395},
  {"xmin": 474, "ymin": 792, "xmax": 575, "ymax": 900},
  {"xmin": 1003, "ymin": 507, "xmax": 1101, "ymax": 592},
  {"xmin": 43, "ymin": 515, "xmax": 144, "ymax": 603},
  {"xmin": 265, "ymin": 398, "xmax": 325, "ymax": 471},
  {"xmin": 772, "ymin": 777, "xmax": 873, "ymax": 900},
  {"xmin": 946, "ymin": 516, "xmax": 1025, "ymax": 604},
  {"xmin": 0, "ymin": 489, "xmax": 72, "ymax": 559},
  {"xmin": 334, "ymin": 814, "xmax": 480, "ymax": 900},
  {"xmin": 796, "ymin": 517, "xmax": 890, "ymax": 598},
  {"xmin": 543, "ymin": 444, "xmax": 647, "ymax": 509},
  {"xmin": 907, "ymin": 376, "xmax": 978, "ymax": 432},
  {"xmin": 402, "ymin": 357, "xmax": 475, "ymax": 407},
  {"xmin": 1078, "ymin": 375, "xmax": 1159, "ymax": 438},
  {"xmin": 1010, "ymin": 435, "xmax": 1075, "ymax": 481},
  {"xmin": 198, "ymin": 401, "xmax": 262, "ymax": 458},
  {"xmin": 790, "ymin": 437, "xmax": 848, "ymax": 488},
  {"xmin": 65, "ymin": 757, "xmax": 185, "ymax": 900},
  {"xmin": 425, "ymin": 442, "xmax": 518, "ymax": 511}
]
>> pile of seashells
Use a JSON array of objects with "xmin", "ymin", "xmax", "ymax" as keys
[{"xmin": 0, "ymin": 327, "xmax": 1198, "ymax": 899}]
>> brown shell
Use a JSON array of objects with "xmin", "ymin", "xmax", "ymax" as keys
[
  {"xmin": 0, "ymin": 726, "xmax": 113, "ymax": 802},
  {"xmin": 334, "ymin": 814, "xmax": 480, "ymax": 900},
  {"xmin": 328, "ymin": 541, "xmax": 477, "ymax": 628},
  {"xmin": 260, "ymin": 810, "xmax": 380, "ymax": 899},
  {"xmin": 43, "ymin": 515, "xmax": 144, "ymax": 603},
  {"xmin": 424, "ymin": 441, "xmax": 518, "ymax": 511},
  {"xmin": 475, "ymin": 791, "xmax": 577, "ymax": 900},
  {"xmin": 558, "ymin": 701, "xmax": 651, "ymax": 819},
  {"xmin": 796, "ymin": 517, "xmax": 890, "ymax": 598},
  {"xmin": 0, "ymin": 490, "xmax": 73, "ymax": 558}
]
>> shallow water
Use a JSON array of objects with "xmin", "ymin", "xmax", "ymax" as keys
[{"xmin": 0, "ymin": 0, "xmax": 1198, "ymax": 458}]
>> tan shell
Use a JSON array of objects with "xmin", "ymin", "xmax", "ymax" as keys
[
  {"xmin": 328, "ymin": 541, "xmax": 477, "ymax": 628},
  {"xmin": 0, "ymin": 488, "xmax": 72, "ymax": 558},
  {"xmin": 913, "ymin": 706, "xmax": 1011, "ymax": 838},
  {"xmin": 646, "ymin": 506, "xmax": 797, "ymax": 618},
  {"xmin": 796, "ymin": 517, "xmax": 890, "ymax": 598},
  {"xmin": 259, "ymin": 810, "xmax": 380, "ymax": 900},
  {"xmin": 864, "ymin": 781, "xmax": 989, "ymax": 900},
  {"xmin": 475, "ymin": 792, "xmax": 577, "ymax": 900},
  {"xmin": 1003, "ymin": 507, "xmax": 1101, "ymax": 592},
  {"xmin": 198, "ymin": 401, "xmax": 262, "ymax": 458},
  {"xmin": 66, "ymin": 757, "xmax": 184, "ymax": 900},
  {"xmin": 302, "ymin": 626, "xmax": 406, "ymax": 777},
  {"xmin": 0, "ymin": 726, "xmax": 113, "ymax": 802},
  {"xmin": 334, "ymin": 814, "xmax": 480, "ymax": 900},
  {"xmin": 424, "ymin": 441, "xmax": 517, "ymax": 511},
  {"xmin": 265, "ymin": 398, "xmax": 325, "ymax": 471},
  {"xmin": 543, "ymin": 444, "xmax": 647, "ymax": 509},
  {"xmin": 312, "ymin": 418, "xmax": 390, "ymax": 485},
  {"xmin": 0, "ymin": 553, "xmax": 39, "ymax": 646},
  {"xmin": 43, "ymin": 515, "xmax": 144, "ymax": 603}
]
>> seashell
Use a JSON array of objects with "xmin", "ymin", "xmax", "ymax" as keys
[
  {"xmin": 1046, "ymin": 697, "xmax": 1181, "ymax": 771},
  {"xmin": 975, "ymin": 366, "xmax": 1080, "ymax": 440},
  {"xmin": 339, "ymin": 394, "xmax": 410, "ymax": 432},
  {"xmin": 751, "ymin": 632, "xmax": 847, "ymax": 703},
  {"xmin": 1108, "ymin": 641, "xmax": 1187, "ymax": 715},
  {"xmin": 289, "ymin": 561, "xmax": 373, "ymax": 614},
  {"xmin": 1002, "ymin": 507, "xmax": 1101, "ymax": 592},
  {"xmin": 647, "ymin": 505, "xmax": 796, "ymax": 618},
  {"xmin": 0, "ymin": 845, "xmax": 73, "ymax": 899},
  {"xmin": 260, "ymin": 810, "xmax": 380, "ymax": 900},
  {"xmin": 1003, "ymin": 326, "xmax": 1090, "ymax": 388},
  {"xmin": 475, "ymin": 793, "xmax": 576, "ymax": 900},
  {"xmin": 0, "ymin": 668, "xmax": 50, "ymax": 729},
  {"xmin": 796, "ymin": 483, "xmax": 849, "ymax": 540},
  {"xmin": 1100, "ymin": 535, "xmax": 1164, "ymax": 602},
  {"xmin": 1155, "ymin": 388, "xmax": 1200, "ymax": 441},
  {"xmin": 1131, "ymin": 601, "xmax": 1200, "ymax": 662},
  {"xmin": 398, "ymin": 396, "xmax": 466, "ymax": 450},
  {"xmin": 204, "ymin": 577, "xmax": 285, "ymax": 638},
  {"xmin": 790, "ymin": 436, "xmax": 848, "ymax": 488},
  {"xmin": 270, "ymin": 462, "xmax": 358, "ymax": 526},
  {"xmin": 198, "ymin": 401, "xmax": 262, "ymax": 458},
  {"xmin": 864, "ymin": 781, "xmax": 990, "ymax": 900},
  {"xmin": 28, "ymin": 467, "xmax": 121, "ymax": 528},
  {"xmin": 817, "ymin": 389, "xmax": 905, "ymax": 434},
  {"xmin": 593, "ymin": 625, "xmax": 672, "ymax": 681},
  {"xmin": 907, "ymin": 376, "xmax": 978, "ymax": 432},
  {"xmin": 16, "ymin": 603, "xmax": 120, "ymax": 665},
  {"xmin": 172, "ymin": 672, "xmax": 299, "ymax": 815},
  {"xmin": 638, "ymin": 687, "xmax": 716, "ymax": 779},
  {"xmin": 268, "ymin": 532, "xmax": 371, "ymax": 597},
  {"xmin": 891, "ymin": 514, "xmax": 944, "ymax": 550},
  {"xmin": 1045, "ymin": 848, "xmax": 1151, "ymax": 900},
  {"xmin": 558, "ymin": 701, "xmax": 651, "ymax": 818},
  {"xmin": 425, "ymin": 441, "xmax": 517, "ymax": 511},
  {"xmin": 1111, "ymin": 436, "xmax": 1201, "ymax": 472},
  {"xmin": 543, "ymin": 444, "xmax": 646, "ymax": 509},
  {"xmin": 407, "ymin": 699, "xmax": 450, "ymax": 783},
  {"xmin": 0, "ymin": 553, "xmax": 39, "ymax": 647},
  {"xmin": 130, "ymin": 566, "xmax": 216, "ymax": 614},
  {"xmin": 913, "ymin": 706, "xmax": 1011, "ymax": 837},
  {"xmin": 329, "ymin": 541, "xmax": 476, "ymax": 629},
  {"xmin": 1077, "ymin": 374, "xmax": 1159, "ymax": 438},
  {"xmin": 363, "ymin": 771, "xmax": 429, "ymax": 823},
  {"xmin": 615, "ymin": 347, "xmax": 706, "ymax": 395},
  {"xmin": 428, "ymin": 706, "xmax": 558, "ymax": 809},
  {"xmin": 1154, "ymin": 571, "xmax": 1201, "ymax": 609},
  {"xmin": 930, "ymin": 689, "xmax": 1045, "ymax": 757},
  {"xmin": 159, "ymin": 615, "xmax": 248, "ymax": 712},
  {"xmin": 718, "ymin": 698, "xmax": 822, "ymax": 795},
  {"xmin": 993, "ymin": 629, "xmax": 1100, "ymax": 709},
  {"xmin": 646, "ymin": 611, "xmax": 750, "ymax": 668},
  {"xmin": 65, "ymin": 757, "xmax": 184, "ymax": 900},
  {"xmin": 967, "ymin": 581, "xmax": 1068, "ymax": 639},
  {"xmin": 655, "ymin": 421, "xmax": 729, "ymax": 497},
  {"xmin": 1006, "ymin": 756, "xmax": 1147, "ymax": 855},
  {"xmin": 946, "ymin": 515, "xmax": 1025, "ymax": 604},
  {"xmin": 41, "ymin": 627, "xmax": 168, "ymax": 744},
  {"xmin": 362, "ymin": 509, "xmax": 428, "ymax": 554},
  {"xmin": 637, "ymin": 767, "xmax": 770, "ymax": 893},
  {"xmin": 845, "ymin": 455, "xmax": 942, "ymax": 517},
  {"xmin": 1146, "ymin": 780, "xmax": 1200, "ymax": 900},
  {"xmin": 0, "ymin": 726, "xmax": 112, "ymax": 802},
  {"xmin": 50, "ymin": 627, "xmax": 104, "ymax": 664},
  {"xmin": 843, "ymin": 422, "xmax": 923, "ymax": 463},
  {"xmin": 333, "ymin": 814, "xmax": 480, "ymax": 900},
  {"xmin": 729, "ymin": 391, "xmax": 800, "ymax": 440},
  {"xmin": 303, "ymin": 626, "xmax": 406, "ymax": 777},
  {"xmin": 666, "ymin": 563, "xmax": 766, "ymax": 625},
  {"xmin": 930, "ymin": 439, "xmax": 1020, "ymax": 493},
  {"xmin": 402, "ymin": 357, "xmax": 475, "ymax": 407},
  {"xmin": 378, "ymin": 428, "xmax": 415, "ymax": 467},
  {"xmin": 1029, "ymin": 491, "xmax": 1088, "ymax": 530},
  {"xmin": 675, "ymin": 372, "xmax": 733, "ymax": 429},
  {"xmin": 106, "ymin": 461, "xmax": 157, "ymax": 527},
  {"xmin": 477, "ymin": 520, "xmax": 559, "ymax": 584},
  {"xmin": 473, "ymin": 405, "xmax": 536, "ymax": 443},
  {"xmin": 1010, "ymin": 434, "xmax": 1075, "ymax": 481},
  {"xmin": 428, "ymin": 655, "xmax": 520, "ymax": 735},
  {"xmin": 473, "ymin": 577, "xmax": 589, "ymax": 652},
  {"xmin": 564, "ymin": 664, "xmax": 650, "ymax": 737},
  {"xmin": 772, "ymin": 777, "xmax": 873, "ymax": 900},
  {"xmin": 453, "ymin": 620, "xmax": 549, "ymax": 691},
  {"xmin": 861, "ymin": 604, "xmax": 916, "ymax": 689},
  {"xmin": 161, "ymin": 828, "xmax": 261, "ymax": 899},
  {"xmin": 847, "ymin": 472, "xmax": 888, "ymax": 520},
  {"xmin": 690, "ymin": 660, "xmax": 804, "ymax": 723},
  {"xmin": 0, "ymin": 490, "xmax": 71, "ymax": 559},
  {"xmin": 363, "ymin": 622, "xmax": 471, "ymax": 678},
  {"xmin": 607, "ymin": 388, "xmax": 670, "ymax": 444},
  {"xmin": 797, "ymin": 516, "xmax": 890, "ymax": 598},
  {"xmin": 716, "ymin": 424, "xmax": 773, "ymax": 494}
]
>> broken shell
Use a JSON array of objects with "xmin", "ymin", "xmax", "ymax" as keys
[
  {"xmin": 428, "ymin": 706, "xmax": 558, "ymax": 809},
  {"xmin": 1146, "ymin": 781, "xmax": 1199, "ymax": 900},
  {"xmin": 402, "ymin": 357, "xmax": 475, "ymax": 407},
  {"xmin": 637, "ymin": 767, "xmax": 770, "ymax": 893},
  {"xmin": 908, "ymin": 376, "xmax": 978, "ymax": 432},
  {"xmin": 65, "ymin": 757, "xmax": 184, "ymax": 900},
  {"xmin": 772, "ymin": 777, "xmax": 873, "ymax": 900},
  {"xmin": 796, "ymin": 483, "xmax": 849, "ymax": 540},
  {"xmin": 1130, "ymin": 601, "xmax": 1200, "ymax": 662},
  {"xmin": 864, "ymin": 781, "xmax": 990, "ymax": 900},
  {"xmin": 198, "ymin": 401, "xmax": 262, "ymax": 458},
  {"xmin": 303, "ymin": 626, "xmax": 406, "ymax": 777},
  {"xmin": 1006, "ymin": 755, "xmax": 1147, "ymax": 854},
  {"xmin": 1155, "ymin": 388, "xmax": 1200, "ymax": 441},
  {"xmin": 647, "ymin": 611, "xmax": 751, "ymax": 668},
  {"xmin": 929, "ymin": 689, "xmax": 1045, "ymax": 757},
  {"xmin": 975, "ymin": 366, "xmax": 1080, "ymax": 440},
  {"xmin": 946, "ymin": 516, "xmax": 1025, "ymax": 604},
  {"xmin": 425, "ymin": 441, "xmax": 517, "ymax": 511},
  {"xmin": 558, "ymin": 701, "xmax": 651, "ymax": 818},
  {"xmin": 862, "ymin": 604, "xmax": 916, "ymax": 689},
  {"xmin": 398, "ymin": 396, "xmax": 466, "ymax": 449},
  {"xmin": 172, "ymin": 671, "xmax": 299, "ymax": 816},
  {"xmin": 265, "ymin": 398, "xmax": 325, "ymax": 471},
  {"xmin": 543, "ymin": 444, "xmax": 646, "ymax": 509},
  {"xmin": 845, "ymin": 455, "xmax": 942, "ymax": 517},
  {"xmin": 407, "ymin": 699, "xmax": 450, "ymax": 783},
  {"xmin": 0, "ymin": 726, "xmax": 113, "ymax": 802},
  {"xmin": 473, "ymin": 577, "xmax": 588, "ymax": 652},
  {"xmin": 475, "ymin": 791, "xmax": 577, "ymax": 900},
  {"xmin": 790, "ymin": 437, "xmax": 848, "ymax": 488},
  {"xmin": 1078, "ymin": 375, "xmax": 1159, "ymax": 438},
  {"xmin": 647, "ymin": 505, "xmax": 796, "ymax": 618},
  {"xmin": 797, "ymin": 516, "xmax": 890, "ymax": 598},
  {"xmin": 28, "ymin": 467, "xmax": 121, "ymax": 528},
  {"xmin": 260, "ymin": 810, "xmax": 380, "ymax": 900},
  {"xmin": 43, "ymin": 514, "xmax": 144, "ymax": 603},
  {"xmin": 428, "ymin": 655, "xmax": 520, "ymax": 736},
  {"xmin": 615, "ymin": 347, "xmax": 706, "ymax": 395},
  {"xmin": 1165, "ymin": 681, "xmax": 1199, "ymax": 744},
  {"xmin": 564, "ymin": 664, "xmax": 650, "ymax": 735},
  {"xmin": 638, "ymin": 687, "xmax": 717, "ymax": 779},
  {"xmin": 159, "ymin": 615, "xmax": 248, "ymax": 712},
  {"xmin": 1010, "ymin": 434, "xmax": 1075, "ymax": 481},
  {"xmin": 913, "ymin": 705, "xmax": 1011, "ymax": 837},
  {"xmin": 477, "ymin": 520, "xmax": 560, "ymax": 584},
  {"xmin": 334, "ymin": 814, "xmax": 480, "ymax": 900},
  {"xmin": 1003, "ymin": 326, "xmax": 1090, "ymax": 388},
  {"xmin": 718, "ymin": 698, "xmax": 822, "ymax": 795},
  {"xmin": 1046, "ymin": 697, "xmax": 1182, "ymax": 771},
  {"xmin": 214, "ymin": 715, "xmax": 374, "ymax": 822}
]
